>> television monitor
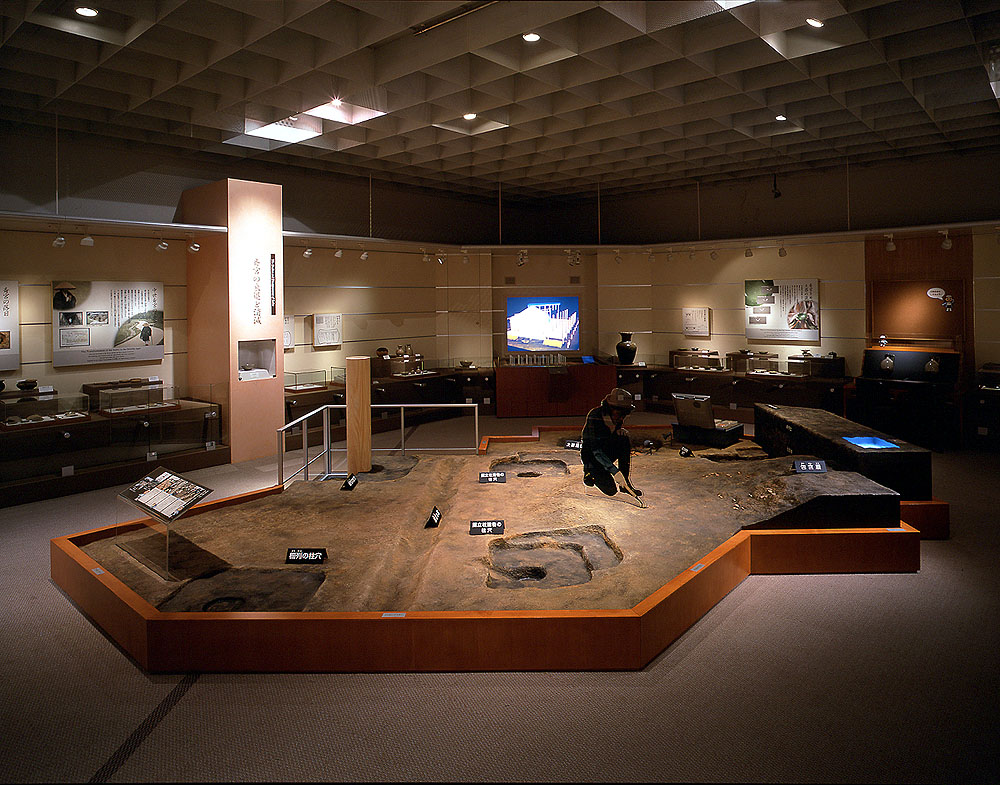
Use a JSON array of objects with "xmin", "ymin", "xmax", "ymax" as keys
[{"xmin": 506, "ymin": 296, "xmax": 580, "ymax": 352}]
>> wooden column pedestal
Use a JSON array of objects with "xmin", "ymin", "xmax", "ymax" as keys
[{"xmin": 347, "ymin": 356, "xmax": 372, "ymax": 474}]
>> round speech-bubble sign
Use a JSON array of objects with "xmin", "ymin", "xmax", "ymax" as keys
[{"xmin": 926, "ymin": 287, "xmax": 945, "ymax": 300}]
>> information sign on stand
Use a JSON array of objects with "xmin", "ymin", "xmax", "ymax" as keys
[
  {"xmin": 479, "ymin": 471, "xmax": 506, "ymax": 483},
  {"xmin": 341, "ymin": 474, "xmax": 359, "ymax": 491},
  {"xmin": 793, "ymin": 459, "xmax": 827, "ymax": 473},
  {"xmin": 119, "ymin": 467, "xmax": 213, "ymax": 524},
  {"xmin": 425, "ymin": 506, "xmax": 442, "ymax": 528},
  {"xmin": 564, "ymin": 439, "xmax": 583, "ymax": 450},
  {"xmin": 470, "ymin": 520, "xmax": 505, "ymax": 535}
]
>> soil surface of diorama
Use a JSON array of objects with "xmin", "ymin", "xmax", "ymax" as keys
[{"xmin": 82, "ymin": 432, "xmax": 899, "ymax": 613}]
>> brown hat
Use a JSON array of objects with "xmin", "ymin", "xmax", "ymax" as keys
[
  {"xmin": 603, "ymin": 387, "xmax": 635, "ymax": 412},
  {"xmin": 53, "ymin": 281, "xmax": 76, "ymax": 290}
]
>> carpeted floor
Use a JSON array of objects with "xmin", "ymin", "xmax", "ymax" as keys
[{"xmin": 0, "ymin": 413, "xmax": 998, "ymax": 783}]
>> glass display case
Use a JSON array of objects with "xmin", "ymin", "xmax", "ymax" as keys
[
  {"xmin": 283, "ymin": 369, "xmax": 327, "ymax": 391},
  {"xmin": 669, "ymin": 348, "xmax": 726, "ymax": 371},
  {"xmin": 329, "ymin": 366, "xmax": 346, "ymax": 384},
  {"xmin": 746, "ymin": 355, "xmax": 807, "ymax": 377},
  {"xmin": 786, "ymin": 351, "xmax": 846, "ymax": 378},
  {"xmin": 238, "ymin": 338, "xmax": 276, "ymax": 381},
  {"xmin": 98, "ymin": 385, "xmax": 180, "ymax": 416},
  {"xmin": 1, "ymin": 393, "xmax": 90, "ymax": 429}
]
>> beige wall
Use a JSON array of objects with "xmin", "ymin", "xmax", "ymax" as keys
[
  {"xmin": 0, "ymin": 230, "xmax": 190, "ymax": 397},
  {"xmin": 974, "ymin": 233, "xmax": 1000, "ymax": 367},
  {"xmin": 597, "ymin": 242, "xmax": 867, "ymax": 375},
  {"xmin": 4, "ymin": 226, "xmax": 996, "ymax": 400}
]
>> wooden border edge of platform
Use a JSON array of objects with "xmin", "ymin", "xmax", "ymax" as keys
[{"xmin": 51, "ymin": 495, "xmax": 921, "ymax": 673}]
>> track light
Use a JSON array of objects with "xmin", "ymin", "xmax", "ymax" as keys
[
  {"xmin": 334, "ymin": 248, "xmax": 343, "ymax": 258},
  {"xmin": 302, "ymin": 247, "xmax": 313, "ymax": 257},
  {"xmin": 516, "ymin": 250, "xmax": 527, "ymax": 267},
  {"xmin": 939, "ymin": 230, "xmax": 952, "ymax": 250},
  {"xmin": 359, "ymin": 250, "xmax": 369, "ymax": 261},
  {"xmin": 745, "ymin": 247, "xmax": 753, "ymax": 258},
  {"xmin": 778, "ymin": 245, "xmax": 787, "ymax": 258},
  {"xmin": 463, "ymin": 113, "xmax": 477, "ymax": 121},
  {"xmin": 688, "ymin": 249, "xmax": 696, "ymax": 260},
  {"xmin": 885, "ymin": 234, "xmax": 895, "ymax": 252},
  {"xmin": 710, "ymin": 249, "xmax": 718, "ymax": 261},
  {"xmin": 80, "ymin": 234, "xmax": 94, "ymax": 247},
  {"xmin": 522, "ymin": 32, "xmax": 540, "ymax": 42},
  {"xmin": 614, "ymin": 250, "xmax": 622, "ymax": 264},
  {"xmin": 772, "ymin": 173, "xmax": 781, "ymax": 199},
  {"xmin": 155, "ymin": 239, "xmax": 169, "ymax": 252},
  {"xmin": 188, "ymin": 241, "xmax": 200, "ymax": 253},
  {"xmin": 52, "ymin": 234, "xmax": 66, "ymax": 248},
  {"xmin": 806, "ymin": 18, "xmax": 824, "ymax": 28},
  {"xmin": 436, "ymin": 254, "xmax": 446, "ymax": 264}
]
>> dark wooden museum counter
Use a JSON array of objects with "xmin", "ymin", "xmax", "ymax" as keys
[{"xmin": 495, "ymin": 363, "xmax": 616, "ymax": 417}]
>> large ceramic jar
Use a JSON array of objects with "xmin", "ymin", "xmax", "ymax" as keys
[{"xmin": 615, "ymin": 332, "xmax": 638, "ymax": 364}]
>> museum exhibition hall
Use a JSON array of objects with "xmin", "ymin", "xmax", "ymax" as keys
[{"xmin": 1, "ymin": 1, "xmax": 999, "ymax": 782}]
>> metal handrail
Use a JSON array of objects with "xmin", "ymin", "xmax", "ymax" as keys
[{"xmin": 277, "ymin": 402, "xmax": 479, "ymax": 486}]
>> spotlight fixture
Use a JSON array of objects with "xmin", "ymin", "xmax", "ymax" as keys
[
  {"xmin": 666, "ymin": 249, "xmax": 673, "ymax": 262},
  {"xmin": 463, "ymin": 254, "xmax": 469, "ymax": 264},
  {"xmin": 422, "ymin": 252, "xmax": 431, "ymax": 263},
  {"xmin": 188, "ymin": 241, "xmax": 201, "ymax": 253},
  {"xmin": 688, "ymin": 249, "xmax": 696, "ymax": 260},
  {"xmin": 522, "ymin": 32, "xmax": 540, "ymax": 42},
  {"xmin": 772, "ymin": 173, "xmax": 781, "ymax": 199},
  {"xmin": 436, "ymin": 254, "xmax": 446, "ymax": 264},
  {"xmin": 80, "ymin": 234, "xmax": 94, "ymax": 247},
  {"xmin": 614, "ymin": 250, "xmax": 622, "ymax": 264},
  {"xmin": 939, "ymin": 230, "xmax": 952, "ymax": 250},
  {"xmin": 463, "ymin": 112, "xmax": 477, "ymax": 121},
  {"xmin": 302, "ymin": 247, "xmax": 313, "ymax": 258},
  {"xmin": 359, "ymin": 250, "xmax": 369, "ymax": 261},
  {"xmin": 648, "ymin": 252, "xmax": 655, "ymax": 264},
  {"xmin": 52, "ymin": 234, "xmax": 66, "ymax": 248},
  {"xmin": 884, "ymin": 234, "xmax": 896, "ymax": 252},
  {"xmin": 806, "ymin": 18, "xmax": 824, "ymax": 28},
  {"xmin": 75, "ymin": 6, "xmax": 99, "ymax": 17},
  {"xmin": 778, "ymin": 245, "xmax": 787, "ymax": 258},
  {"xmin": 516, "ymin": 250, "xmax": 527, "ymax": 267},
  {"xmin": 745, "ymin": 247, "xmax": 753, "ymax": 258},
  {"xmin": 710, "ymin": 249, "xmax": 718, "ymax": 261},
  {"xmin": 775, "ymin": 114, "xmax": 787, "ymax": 121},
  {"xmin": 156, "ymin": 239, "xmax": 169, "ymax": 252}
]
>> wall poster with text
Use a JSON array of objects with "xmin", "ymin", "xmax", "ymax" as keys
[
  {"xmin": 744, "ymin": 279, "xmax": 819, "ymax": 342},
  {"xmin": 52, "ymin": 280, "xmax": 165, "ymax": 367},
  {"xmin": 0, "ymin": 281, "xmax": 19, "ymax": 371}
]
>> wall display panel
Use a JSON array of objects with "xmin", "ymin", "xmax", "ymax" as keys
[
  {"xmin": 506, "ymin": 296, "xmax": 580, "ymax": 352},
  {"xmin": 0, "ymin": 281, "xmax": 19, "ymax": 370},
  {"xmin": 745, "ymin": 279, "xmax": 819, "ymax": 342},
  {"xmin": 683, "ymin": 307, "xmax": 710, "ymax": 337},
  {"xmin": 52, "ymin": 280, "xmax": 164, "ymax": 367},
  {"xmin": 312, "ymin": 313, "xmax": 343, "ymax": 347},
  {"xmin": 283, "ymin": 315, "xmax": 294, "ymax": 349}
]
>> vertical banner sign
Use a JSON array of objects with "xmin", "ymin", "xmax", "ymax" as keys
[
  {"xmin": 744, "ymin": 279, "xmax": 819, "ymax": 342},
  {"xmin": 0, "ymin": 281, "xmax": 19, "ymax": 371},
  {"xmin": 270, "ymin": 254, "xmax": 277, "ymax": 316},
  {"xmin": 252, "ymin": 257, "xmax": 262, "ymax": 325},
  {"xmin": 52, "ymin": 281, "xmax": 164, "ymax": 367}
]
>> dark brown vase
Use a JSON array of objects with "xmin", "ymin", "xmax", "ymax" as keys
[{"xmin": 615, "ymin": 332, "xmax": 637, "ymax": 364}]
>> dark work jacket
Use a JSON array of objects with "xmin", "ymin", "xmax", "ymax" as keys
[{"xmin": 580, "ymin": 403, "xmax": 627, "ymax": 475}]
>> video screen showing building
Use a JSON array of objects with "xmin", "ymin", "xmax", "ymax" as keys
[{"xmin": 506, "ymin": 296, "xmax": 580, "ymax": 352}]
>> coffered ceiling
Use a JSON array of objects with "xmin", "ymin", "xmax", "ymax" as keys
[{"xmin": 2, "ymin": 0, "xmax": 999, "ymax": 200}]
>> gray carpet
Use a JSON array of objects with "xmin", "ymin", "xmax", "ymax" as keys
[{"xmin": 0, "ymin": 414, "xmax": 998, "ymax": 783}]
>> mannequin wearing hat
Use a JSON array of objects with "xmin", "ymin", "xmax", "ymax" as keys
[{"xmin": 580, "ymin": 388, "xmax": 646, "ymax": 508}]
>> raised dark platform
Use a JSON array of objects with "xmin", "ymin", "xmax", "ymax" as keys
[{"xmin": 753, "ymin": 404, "xmax": 932, "ymax": 500}]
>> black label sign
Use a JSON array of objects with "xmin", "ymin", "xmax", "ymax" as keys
[
  {"xmin": 793, "ymin": 459, "xmax": 827, "ymax": 473},
  {"xmin": 341, "ymin": 474, "xmax": 358, "ymax": 491},
  {"xmin": 425, "ymin": 506, "xmax": 442, "ymax": 528},
  {"xmin": 470, "ymin": 520, "xmax": 505, "ymax": 535},
  {"xmin": 479, "ymin": 471, "xmax": 506, "ymax": 483},
  {"xmin": 564, "ymin": 439, "xmax": 583, "ymax": 450},
  {"xmin": 286, "ymin": 548, "xmax": 327, "ymax": 564}
]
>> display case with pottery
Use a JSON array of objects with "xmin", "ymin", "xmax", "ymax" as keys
[{"xmin": 1, "ymin": 393, "xmax": 90, "ymax": 429}]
